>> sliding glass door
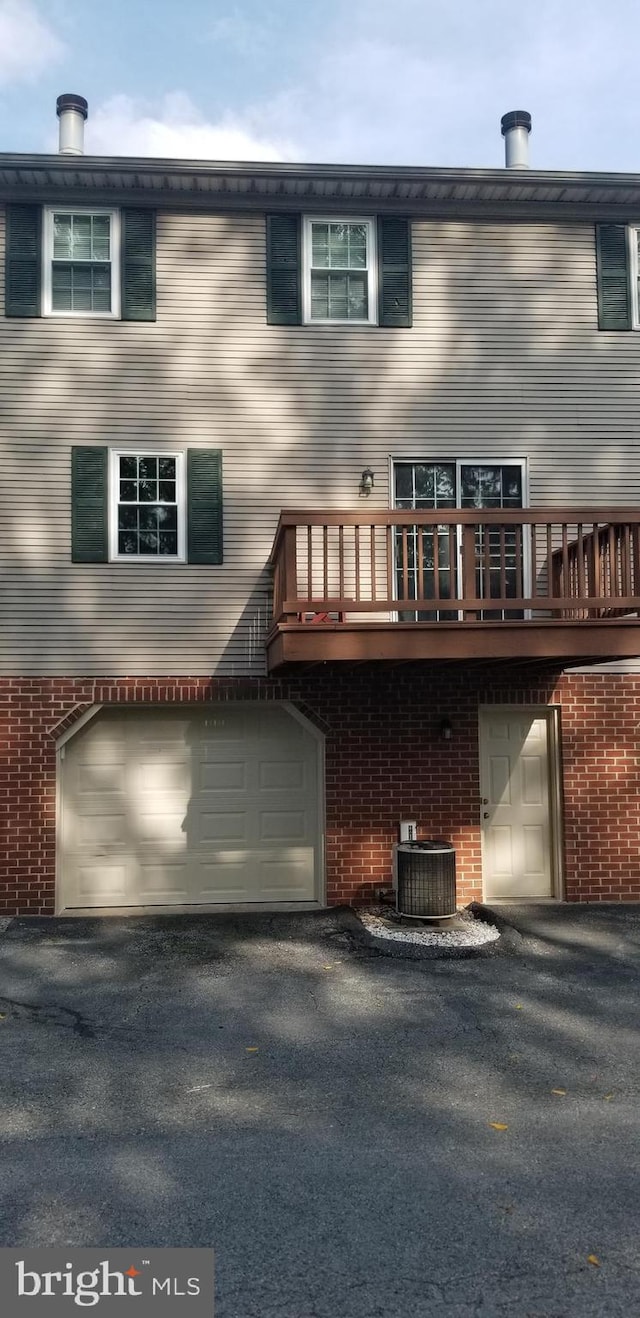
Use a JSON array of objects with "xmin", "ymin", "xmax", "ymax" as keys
[{"xmin": 393, "ymin": 461, "xmax": 526, "ymax": 619}]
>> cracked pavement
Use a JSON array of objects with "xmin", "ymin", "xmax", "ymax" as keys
[{"xmin": 0, "ymin": 907, "xmax": 639, "ymax": 1316}]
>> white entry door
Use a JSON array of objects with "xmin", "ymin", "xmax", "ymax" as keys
[{"xmin": 479, "ymin": 710, "xmax": 554, "ymax": 900}]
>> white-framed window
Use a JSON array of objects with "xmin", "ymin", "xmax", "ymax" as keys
[
  {"xmin": 43, "ymin": 207, "xmax": 121, "ymax": 317},
  {"xmin": 302, "ymin": 217, "xmax": 377, "ymax": 324},
  {"xmin": 109, "ymin": 450, "xmax": 186, "ymax": 562},
  {"xmin": 628, "ymin": 226, "xmax": 640, "ymax": 329}
]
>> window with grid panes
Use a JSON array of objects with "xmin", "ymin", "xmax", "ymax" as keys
[
  {"xmin": 112, "ymin": 453, "xmax": 185, "ymax": 560},
  {"xmin": 393, "ymin": 461, "xmax": 525, "ymax": 621},
  {"xmin": 393, "ymin": 463, "xmax": 458, "ymax": 619},
  {"xmin": 45, "ymin": 209, "xmax": 119, "ymax": 315},
  {"xmin": 304, "ymin": 218, "xmax": 376, "ymax": 323}
]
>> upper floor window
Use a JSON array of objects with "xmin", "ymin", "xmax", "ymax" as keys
[
  {"xmin": 43, "ymin": 208, "xmax": 121, "ymax": 318},
  {"xmin": 595, "ymin": 223, "xmax": 640, "ymax": 332},
  {"xmin": 267, "ymin": 213, "xmax": 411, "ymax": 328},
  {"xmin": 5, "ymin": 204, "xmax": 155, "ymax": 321},
  {"xmin": 303, "ymin": 218, "xmax": 377, "ymax": 324},
  {"xmin": 628, "ymin": 227, "xmax": 640, "ymax": 329}
]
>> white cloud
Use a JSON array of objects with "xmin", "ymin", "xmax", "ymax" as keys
[
  {"xmin": 250, "ymin": 40, "xmax": 491, "ymax": 168},
  {"xmin": 86, "ymin": 92, "xmax": 299, "ymax": 162},
  {"xmin": 0, "ymin": 0, "xmax": 64, "ymax": 85},
  {"xmin": 27, "ymin": 0, "xmax": 640, "ymax": 171},
  {"xmin": 244, "ymin": 0, "xmax": 640, "ymax": 170}
]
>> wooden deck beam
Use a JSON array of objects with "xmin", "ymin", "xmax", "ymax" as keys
[{"xmin": 267, "ymin": 619, "xmax": 640, "ymax": 671}]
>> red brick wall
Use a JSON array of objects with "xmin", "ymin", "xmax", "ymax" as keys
[{"xmin": 1, "ymin": 667, "xmax": 639, "ymax": 915}]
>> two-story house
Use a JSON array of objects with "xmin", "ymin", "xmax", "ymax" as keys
[{"xmin": 2, "ymin": 96, "xmax": 640, "ymax": 916}]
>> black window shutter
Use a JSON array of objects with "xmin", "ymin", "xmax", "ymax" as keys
[
  {"xmin": 121, "ymin": 208, "xmax": 156, "ymax": 321},
  {"xmin": 187, "ymin": 449, "xmax": 223, "ymax": 564},
  {"xmin": 71, "ymin": 447, "xmax": 108, "ymax": 562},
  {"xmin": 266, "ymin": 215, "xmax": 301, "ymax": 324},
  {"xmin": 596, "ymin": 224, "xmax": 632, "ymax": 331},
  {"xmin": 5, "ymin": 204, "xmax": 41, "ymax": 317},
  {"xmin": 377, "ymin": 216, "xmax": 412, "ymax": 327}
]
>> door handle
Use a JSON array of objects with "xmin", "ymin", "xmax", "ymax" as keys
[{"xmin": 483, "ymin": 811, "xmax": 490, "ymax": 819}]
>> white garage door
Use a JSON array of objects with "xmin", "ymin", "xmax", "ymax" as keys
[{"xmin": 59, "ymin": 705, "xmax": 322, "ymax": 909}]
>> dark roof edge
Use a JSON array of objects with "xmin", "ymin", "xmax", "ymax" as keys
[{"xmin": 0, "ymin": 151, "xmax": 639, "ymax": 188}]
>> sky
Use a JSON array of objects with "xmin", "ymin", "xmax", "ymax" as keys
[{"xmin": 1, "ymin": 0, "xmax": 640, "ymax": 171}]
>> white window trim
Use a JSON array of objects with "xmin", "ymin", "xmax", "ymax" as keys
[
  {"xmin": 42, "ymin": 206, "xmax": 121, "ymax": 319},
  {"xmin": 627, "ymin": 225, "xmax": 640, "ymax": 329},
  {"xmin": 302, "ymin": 216, "xmax": 377, "ymax": 326},
  {"xmin": 389, "ymin": 457, "xmax": 530, "ymax": 515},
  {"xmin": 109, "ymin": 449, "xmax": 186, "ymax": 563}
]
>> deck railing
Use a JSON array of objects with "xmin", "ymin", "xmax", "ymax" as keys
[
  {"xmin": 550, "ymin": 520, "xmax": 640, "ymax": 618},
  {"xmin": 270, "ymin": 509, "xmax": 640, "ymax": 625}
]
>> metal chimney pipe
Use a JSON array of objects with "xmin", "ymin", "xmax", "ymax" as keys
[
  {"xmin": 56, "ymin": 94, "xmax": 88, "ymax": 155},
  {"xmin": 501, "ymin": 110, "xmax": 532, "ymax": 169}
]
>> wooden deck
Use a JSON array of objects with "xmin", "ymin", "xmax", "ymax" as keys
[{"xmin": 267, "ymin": 509, "xmax": 640, "ymax": 670}]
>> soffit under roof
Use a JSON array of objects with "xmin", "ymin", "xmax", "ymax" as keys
[{"xmin": 2, "ymin": 154, "xmax": 640, "ymax": 218}]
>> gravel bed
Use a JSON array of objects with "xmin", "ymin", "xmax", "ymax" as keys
[{"xmin": 356, "ymin": 905, "xmax": 500, "ymax": 948}]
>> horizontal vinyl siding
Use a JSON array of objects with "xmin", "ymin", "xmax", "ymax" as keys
[{"xmin": 2, "ymin": 210, "xmax": 640, "ymax": 674}]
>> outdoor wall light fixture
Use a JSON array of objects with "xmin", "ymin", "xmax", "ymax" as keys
[
  {"xmin": 359, "ymin": 467, "xmax": 375, "ymax": 496},
  {"xmin": 439, "ymin": 716, "xmax": 453, "ymax": 740}
]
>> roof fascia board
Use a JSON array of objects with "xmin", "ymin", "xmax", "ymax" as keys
[
  {"xmin": 2, "ymin": 154, "xmax": 640, "ymax": 217},
  {"xmin": 1, "ymin": 151, "xmax": 640, "ymax": 189},
  {"xmin": 2, "ymin": 186, "xmax": 640, "ymax": 223}
]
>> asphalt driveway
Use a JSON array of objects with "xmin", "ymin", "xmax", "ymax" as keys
[{"xmin": 0, "ymin": 907, "xmax": 639, "ymax": 1317}]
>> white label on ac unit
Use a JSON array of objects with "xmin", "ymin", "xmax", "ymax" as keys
[{"xmin": 399, "ymin": 820, "xmax": 417, "ymax": 842}]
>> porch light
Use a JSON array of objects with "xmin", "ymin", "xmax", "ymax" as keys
[
  {"xmin": 359, "ymin": 467, "xmax": 375, "ymax": 496},
  {"xmin": 439, "ymin": 717, "xmax": 453, "ymax": 741}
]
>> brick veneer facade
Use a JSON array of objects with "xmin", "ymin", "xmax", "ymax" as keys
[{"xmin": 1, "ymin": 665, "xmax": 639, "ymax": 915}]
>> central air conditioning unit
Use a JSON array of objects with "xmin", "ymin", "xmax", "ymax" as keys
[{"xmin": 395, "ymin": 841, "xmax": 457, "ymax": 919}]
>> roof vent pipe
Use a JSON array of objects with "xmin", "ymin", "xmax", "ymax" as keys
[
  {"xmin": 500, "ymin": 110, "xmax": 531, "ymax": 169},
  {"xmin": 56, "ymin": 94, "xmax": 88, "ymax": 155}
]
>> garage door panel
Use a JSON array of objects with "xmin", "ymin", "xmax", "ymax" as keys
[
  {"xmin": 134, "ymin": 717, "xmax": 190, "ymax": 741},
  {"xmin": 256, "ymin": 706, "xmax": 305, "ymax": 737},
  {"xmin": 195, "ymin": 851, "xmax": 315, "ymax": 903},
  {"xmin": 60, "ymin": 705, "xmax": 321, "ymax": 909},
  {"xmin": 65, "ymin": 799, "xmax": 127, "ymax": 850},
  {"xmin": 259, "ymin": 810, "xmax": 308, "ymax": 841},
  {"xmin": 132, "ymin": 734, "xmax": 189, "ymax": 755},
  {"xmin": 70, "ymin": 741, "xmax": 126, "ymax": 797},
  {"xmin": 200, "ymin": 736, "xmax": 250, "ymax": 758},
  {"xmin": 132, "ymin": 762, "xmax": 189, "ymax": 796},
  {"xmin": 135, "ymin": 811, "xmax": 188, "ymax": 845},
  {"xmin": 74, "ymin": 733, "xmax": 126, "ymax": 765},
  {"xmin": 259, "ymin": 760, "xmax": 307, "ymax": 790},
  {"xmin": 75, "ymin": 863, "xmax": 129, "ymax": 905},
  {"xmin": 259, "ymin": 855, "xmax": 317, "ymax": 900},
  {"xmin": 196, "ymin": 811, "xmax": 249, "ymax": 844},
  {"xmin": 197, "ymin": 859, "xmax": 259, "ymax": 903},
  {"xmin": 136, "ymin": 864, "xmax": 190, "ymax": 903},
  {"xmin": 200, "ymin": 762, "xmax": 247, "ymax": 791},
  {"xmin": 75, "ymin": 763, "xmax": 126, "ymax": 795},
  {"xmin": 77, "ymin": 813, "xmax": 128, "ymax": 846}
]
